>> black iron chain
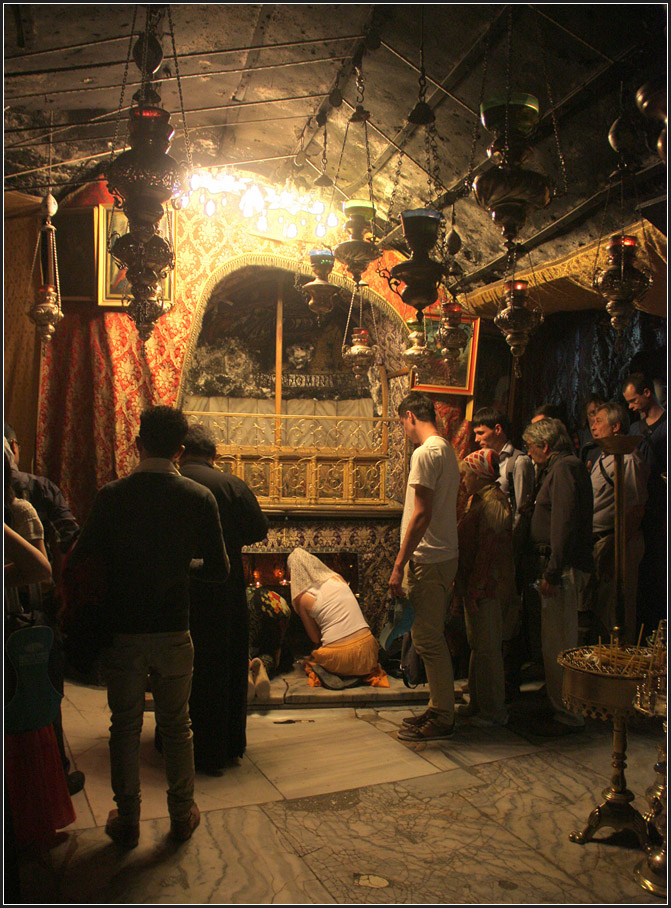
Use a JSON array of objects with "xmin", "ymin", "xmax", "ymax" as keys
[
  {"xmin": 504, "ymin": 5, "xmax": 513, "ymax": 167},
  {"xmin": 465, "ymin": 18, "xmax": 491, "ymax": 189},
  {"xmin": 364, "ymin": 119, "xmax": 376, "ymax": 240},
  {"xmin": 321, "ymin": 124, "xmax": 328, "ymax": 173},
  {"xmin": 418, "ymin": 7, "xmax": 427, "ymax": 104},
  {"xmin": 168, "ymin": 5, "xmax": 193, "ymax": 176},
  {"xmin": 386, "ymin": 136, "xmax": 408, "ymax": 224},
  {"xmin": 535, "ymin": 8, "xmax": 568, "ymax": 196},
  {"xmin": 109, "ymin": 4, "xmax": 137, "ymax": 166}
]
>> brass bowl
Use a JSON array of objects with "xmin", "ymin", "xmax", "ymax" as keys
[{"xmin": 559, "ymin": 646, "xmax": 657, "ymax": 721}]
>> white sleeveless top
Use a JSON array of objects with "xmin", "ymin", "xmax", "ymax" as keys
[{"xmin": 308, "ymin": 577, "xmax": 369, "ymax": 646}]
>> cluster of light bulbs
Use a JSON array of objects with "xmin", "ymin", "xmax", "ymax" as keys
[{"xmin": 172, "ymin": 168, "xmax": 342, "ymax": 239}]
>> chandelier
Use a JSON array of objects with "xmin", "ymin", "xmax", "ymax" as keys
[
  {"xmin": 26, "ymin": 116, "xmax": 63, "ymax": 343},
  {"xmin": 105, "ymin": 7, "xmax": 190, "ymax": 342}
]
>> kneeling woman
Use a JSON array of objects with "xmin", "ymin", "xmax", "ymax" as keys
[{"xmin": 287, "ymin": 547, "xmax": 379, "ymax": 677}]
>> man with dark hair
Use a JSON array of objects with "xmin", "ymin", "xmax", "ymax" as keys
[
  {"xmin": 590, "ymin": 402, "xmax": 648, "ymax": 638},
  {"xmin": 4, "ymin": 422, "xmax": 83, "ymax": 795},
  {"xmin": 622, "ymin": 372, "xmax": 667, "ymax": 634},
  {"xmin": 472, "ymin": 407, "xmax": 534, "ymax": 557},
  {"xmin": 66, "ymin": 406, "xmax": 229, "ymax": 847},
  {"xmin": 389, "ymin": 391, "xmax": 460, "ymax": 742},
  {"xmin": 178, "ymin": 423, "xmax": 269, "ymax": 774},
  {"xmin": 522, "ymin": 418, "xmax": 594, "ymax": 735}
]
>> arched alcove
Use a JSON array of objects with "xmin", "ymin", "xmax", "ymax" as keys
[{"xmin": 177, "ymin": 254, "xmax": 409, "ymax": 514}]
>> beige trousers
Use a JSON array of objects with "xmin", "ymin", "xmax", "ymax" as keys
[
  {"xmin": 406, "ymin": 558, "xmax": 459, "ymax": 723},
  {"xmin": 105, "ymin": 631, "xmax": 195, "ymax": 823}
]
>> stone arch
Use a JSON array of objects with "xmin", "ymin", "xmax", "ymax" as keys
[{"xmin": 176, "ymin": 252, "xmax": 407, "ymax": 405}]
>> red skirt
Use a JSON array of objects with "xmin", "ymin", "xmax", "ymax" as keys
[{"xmin": 4, "ymin": 724, "xmax": 76, "ymax": 847}]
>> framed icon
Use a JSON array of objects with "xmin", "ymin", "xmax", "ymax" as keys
[
  {"xmin": 97, "ymin": 204, "xmax": 176, "ymax": 308},
  {"xmin": 410, "ymin": 312, "xmax": 480, "ymax": 396}
]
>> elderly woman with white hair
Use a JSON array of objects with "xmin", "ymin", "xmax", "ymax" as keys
[{"xmin": 286, "ymin": 547, "xmax": 383, "ymax": 682}]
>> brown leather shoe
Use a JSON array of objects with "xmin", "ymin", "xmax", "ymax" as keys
[
  {"xmin": 401, "ymin": 708, "xmax": 431, "ymax": 728},
  {"xmin": 170, "ymin": 804, "xmax": 201, "ymax": 842},
  {"xmin": 398, "ymin": 716, "xmax": 455, "ymax": 742},
  {"xmin": 105, "ymin": 809, "xmax": 139, "ymax": 848}
]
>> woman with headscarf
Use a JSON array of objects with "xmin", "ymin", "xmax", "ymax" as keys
[
  {"xmin": 286, "ymin": 548, "xmax": 383, "ymax": 681},
  {"xmin": 454, "ymin": 448, "xmax": 517, "ymax": 727}
]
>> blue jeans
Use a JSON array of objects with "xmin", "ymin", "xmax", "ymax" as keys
[{"xmin": 105, "ymin": 631, "xmax": 195, "ymax": 823}]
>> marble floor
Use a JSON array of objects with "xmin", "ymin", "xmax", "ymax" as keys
[{"xmin": 14, "ymin": 671, "xmax": 666, "ymax": 905}]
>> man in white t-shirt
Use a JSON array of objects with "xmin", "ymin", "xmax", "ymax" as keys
[{"xmin": 389, "ymin": 392, "xmax": 460, "ymax": 741}]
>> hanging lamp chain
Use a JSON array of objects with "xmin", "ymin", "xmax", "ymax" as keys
[
  {"xmin": 465, "ymin": 22, "xmax": 491, "ymax": 190},
  {"xmin": 386, "ymin": 136, "xmax": 408, "ymax": 224},
  {"xmin": 107, "ymin": 4, "xmax": 137, "ymax": 253},
  {"xmin": 321, "ymin": 124, "xmax": 328, "ymax": 174},
  {"xmin": 168, "ymin": 5, "xmax": 193, "ymax": 178},
  {"xmin": 342, "ymin": 285, "xmax": 358, "ymax": 354},
  {"xmin": 504, "ymin": 6, "xmax": 513, "ymax": 167},
  {"xmin": 535, "ymin": 8, "xmax": 568, "ymax": 196}
]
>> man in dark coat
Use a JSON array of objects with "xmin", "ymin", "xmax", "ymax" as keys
[
  {"xmin": 179, "ymin": 424, "xmax": 269, "ymax": 774},
  {"xmin": 66, "ymin": 406, "xmax": 229, "ymax": 846},
  {"xmin": 522, "ymin": 417, "xmax": 594, "ymax": 736}
]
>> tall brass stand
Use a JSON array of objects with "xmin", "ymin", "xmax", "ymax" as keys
[{"xmin": 633, "ymin": 677, "xmax": 667, "ymax": 898}]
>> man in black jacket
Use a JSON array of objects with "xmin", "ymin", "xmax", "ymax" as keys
[
  {"xmin": 522, "ymin": 417, "xmax": 594, "ymax": 735},
  {"xmin": 67, "ymin": 406, "xmax": 229, "ymax": 846},
  {"xmin": 178, "ymin": 424, "xmax": 269, "ymax": 774}
]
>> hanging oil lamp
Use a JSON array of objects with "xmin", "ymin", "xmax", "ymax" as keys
[
  {"xmin": 342, "ymin": 327, "xmax": 376, "ymax": 382},
  {"xmin": 494, "ymin": 279, "xmax": 543, "ymax": 378},
  {"xmin": 105, "ymin": 8, "xmax": 190, "ymax": 342},
  {"xmin": 27, "ymin": 192, "xmax": 64, "ymax": 343},
  {"xmin": 402, "ymin": 318, "xmax": 432, "ymax": 372},
  {"xmin": 473, "ymin": 93, "xmax": 553, "ymax": 252},
  {"xmin": 436, "ymin": 297, "xmax": 469, "ymax": 382},
  {"xmin": 302, "ymin": 249, "xmax": 340, "ymax": 317},
  {"xmin": 334, "ymin": 199, "xmax": 380, "ymax": 285},
  {"xmin": 389, "ymin": 208, "xmax": 446, "ymax": 321},
  {"xmin": 594, "ymin": 235, "xmax": 651, "ymax": 332}
]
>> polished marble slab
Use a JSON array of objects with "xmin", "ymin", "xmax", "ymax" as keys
[
  {"xmin": 20, "ymin": 806, "xmax": 335, "ymax": 905},
  {"xmin": 260, "ymin": 780, "xmax": 600, "ymax": 904},
  {"xmin": 19, "ymin": 680, "xmax": 661, "ymax": 905},
  {"xmin": 245, "ymin": 708, "xmax": 441, "ymax": 799}
]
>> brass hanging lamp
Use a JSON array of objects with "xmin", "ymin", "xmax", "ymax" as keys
[
  {"xmin": 105, "ymin": 7, "xmax": 191, "ymax": 342},
  {"xmin": 27, "ymin": 115, "xmax": 63, "ymax": 343},
  {"xmin": 332, "ymin": 67, "xmax": 381, "ymax": 285},
  {"xmin": 592, "ymin": 92, "xmax": 653, "ymax": 333}
]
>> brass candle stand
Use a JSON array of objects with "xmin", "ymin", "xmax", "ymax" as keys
[
  {"xmin": 632, "ymin": 622, "xmax": 666, "ymax": 898},
  {"xmin": 559, "ymin": 640, "xmax": 663, "ymax": 850}
]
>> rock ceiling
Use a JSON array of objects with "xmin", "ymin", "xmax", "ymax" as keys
[{"xmin": 4, "ymin": 4, "xmax": 667, "ymax": 295}]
